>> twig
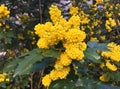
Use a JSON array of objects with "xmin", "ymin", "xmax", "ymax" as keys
[{"xmin": 39, "ymin": 0, "xmax": 42, "ymax": 23}]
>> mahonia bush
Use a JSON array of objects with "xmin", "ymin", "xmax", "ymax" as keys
[{"xmin": 34, "ymin": 0, "xmax": 120, "ymax": 87}]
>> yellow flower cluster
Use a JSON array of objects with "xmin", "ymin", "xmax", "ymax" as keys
[
  {"xmin": 0, "ymin": 73, "xmax": 10, "ymax": 82},
  {"xmin": 0, "ymin": 4, "xmax": 10, "ymax": 18},
  {"xmin": 105, "ymin": 18, "xmax": 116, "ymax": 32},
  {"xmin": 101, "ymin": 42, "xmax": 120, "ymax": 71},
  {"xmin": 99, "ymin": 42, "xmax": 120, "ymax": 82},
  {"xmin": 102, "ymin": 42, "xmax": 120, "ymax": 62},
  {"xmin": 34, "ymin": 5, "xmax": 87, "ymax": 87}
]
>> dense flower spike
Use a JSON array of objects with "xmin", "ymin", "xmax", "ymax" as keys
[
  {"xmin": 0, "ymin": 4, "xmax": 10, "ymax": 18},
  {"xmin": 34, "ymin": 4, "xmax": 87, "ymax": 87}
]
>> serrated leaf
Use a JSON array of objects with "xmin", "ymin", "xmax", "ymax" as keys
[
  {"xmin": 87, "ymin": 41, "xmax": 109, "ymax": 51},
  {"xmin": 13, "ymin": 48, "xmax": 60, "ymax": 77},
  {"xmin": 84, "ymin": 48, "xmax": 101, "ymax": 63},
  {"xmin": 13, "ymin": 48, "xmax": 43, "ymax": 77}
]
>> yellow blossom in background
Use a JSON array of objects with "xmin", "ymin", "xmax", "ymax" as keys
[
  {"xmin": 100, "ymin": 62, "xmax": 105, "ymax": 68},
  {"xmin": 42, "ymin": 74, "xmax": 52, "ymax": 87},
  {"xmin": 105, "ymin": 18, "xmax": 116, "ymax": 32},
  {"xmin": 100, "ymin": 36, "xmax": 106, "ymax": 41},
  {"xmin": 0, "ymin": 73, "xmax": 10, "ymax": 82},
  {"xmin": 17, "ymin": 33, "xmax": 24, "ymax": 40},
  {"xmin": 102, "ymin": 42, "xmax": 120, "ymax": 62},
  {"xmin": 0, "ymin": 4, "xmax": 10, "ymax": 18},
  {"xmin": 99, "ymin": 73, "xmax": 108, "ymax": 82},
  {"xmin": 90, "ymin": 37, "xmax": 99, "ymax": 42},
  {"xmin": 106, "ymin": 61, "xmax": 117, "ymax": 71},
  {"xmin": 69, "ymin": 6, "xmax": 79, "ymax": 15},
  {"xmin": 21, "ymin": 48, "xmax": 29, "ymax": 55},
  {"xmin": 0, "ymin": 23, "xmax": 2, "ymax": 26},
  {"xmin": 96, "ymin": 0, "xmax": 103, "ymax": 4}
]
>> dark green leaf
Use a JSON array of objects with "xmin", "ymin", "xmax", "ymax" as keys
[
  {"xmin": 13, "ymin": 48, "xmax": 43, "ymax": 77},
  {"xmin": 42, "ymin": 48, "xmax": 60, "ymax": 58},
  {"xmin": 87, "ymin": 41, "xmax": 109, "ymax": 51},
  {"xmin": 84, "ymin": 48, "xmax": 101, "ymax": 63},
  {"xmin": 3, "ymin": 58, "xmax": 22, "ymax": 72},
  {"xmin": 32, "ymin": 57, "xmax": 55, "ymax": 72},
  {"xmin": 49, "ymin": 80, "xmax": 75, "ymax": 89}
]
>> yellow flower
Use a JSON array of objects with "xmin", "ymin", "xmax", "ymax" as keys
[
  {"xmin": 17, "ymin": 34, "xmax": 24, "ymax": 40},
  {"xmin": 96, "ymin": 0, "xmax": 103, "ymax": 4},
  {"xmin": 0, "ymin": 4, "xmax": 10, "ymax": 18},
  {"xmin": 54, "ymin": 59, "xmax": 64, "ymax": 70},
  {"xmin": 42, "ymin": 74, "xmax": 52, "ymax": 87},
  {"xmin": 100, "ymin": 36, "xmax": 106, "ymax": 41},
  {"xmin": 65, "ymin": 28, "xmax": 86, "ymax": 43},
  {"xmin": 0, "ymin": 73, "xmax": 9, "ymax": 82},
  {"xmin": 68, "ymin": 15, "xmax": 81, "ymax": 28},
  {"xmin": 99, "ymin": 73, "xmax": 108, "ymax": 82},
  {"xmin": 105, "ymin": 18, "xmax": 116, "ymax": 32},
  {"xmin": 37, "ymin": 38, "xmax": 49, "ymax": 49},
  {"xmin": 106, "ymin": 61, "xmax": 117, "ymax": 71},
  {"xmin": 57, "ymin": 66, "xmax": 70, "ymax": 79},
  {"xmin": 49, "ymin": 70, "xmax": 59, "ymax": 81},
  {"xmin": 100, "ymin": 62, "xmax": 105, "ymax": 68},
  {"xmin": 90, "ymin": 37, "xmax": 99, "ymax": 42},
  {"xmin": 66, "ymin": 47, "xmax": 84, "ymax": 60},
  {"xmin": 69, "ymin": 6, "xmax": 79, "ymax": 15},
  {"xmin": 102, "ymin": 42, "xmax": 120, "ymax": 62},
  {"xmin": 0, "ymin": 23, "xmax": 2, "ymax": 26},
  {"xmin": 49, "ymin": 5, "xmax": 63, "ymax": 24},
  {"xmin": 60, "ymin": 53, "xmax": 72, "ymax": 66}
]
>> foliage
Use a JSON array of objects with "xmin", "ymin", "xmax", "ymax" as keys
[{"xmin": 0, "ymin": 0, "xmax": 120, "ymax": 89}]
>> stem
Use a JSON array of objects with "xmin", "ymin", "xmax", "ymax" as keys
[
  {"xmin": 37, "ymin": 70, "xmax": 44, "ymax": 89},
  {"xmin": 39, "ymin": 0, "xmax": 42, "ymax": 23},
  {"xmin": 30, "ymin": 72, "xmax": 34, "ymax": 89}
]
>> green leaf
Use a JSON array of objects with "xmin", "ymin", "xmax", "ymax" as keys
[
  {"xmin": 84, "ymin": 48, "xmax": 101, "ymax": 63},
  {"xmin": 3, "ymin": 58, "xmax": 22, "ymax": 72},
  {"xmin": 98, "ymin": 84, "xmax": 120, "ymax": 89},
  {"xmin": 87, "ymin": 41, "xmax": 109, "ymax": 51},
  {"xmin": 41, "ymin": 48, "xmax": 60, "ymax": 58},
  {"xmin": 13, "ymin": 48, "xmax": 43, "ymax": 77},
  {"xmin": 75, "ymin": 78, "xmax": 99, "ymax": 89},
  {"xmin": 12, "ymin": 48, "xmax": 60, "ymax": 77},
  {"xmin": 75, "ymin": 77, "xmax": 120, "ymax": 89},
  {"xmin": 32, "ymin": 57, "xmax": 56, "ymax": 72},
  {"xmin": 49, "ymin": 80, "xmax": 75, "ymax": 89}
]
